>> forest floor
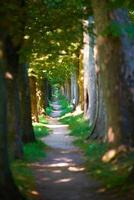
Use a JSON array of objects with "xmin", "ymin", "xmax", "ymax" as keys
[{"xmin": 31, "ymin": 101, "xmax": 133, "ymax": 200}]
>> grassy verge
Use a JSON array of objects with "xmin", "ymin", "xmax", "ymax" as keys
[
  {"xmin": 60, "ymin": 113, "xmax": 134, "ymax": 191},
  {"xmin": 45, "ymin": 103, "xmax": 53, "ymax": 115},
  {"xmin": 59, "ymin": 95, "xmax": 73, "ymax": 116},
  {"xmin": 11, "ymin": 121, "xmax": 49, "ymax": 200}
]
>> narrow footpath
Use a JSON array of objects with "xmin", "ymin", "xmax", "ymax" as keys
[{"xmin": 32, "ymin": 101, "xmax": 128, "ymax": 200}]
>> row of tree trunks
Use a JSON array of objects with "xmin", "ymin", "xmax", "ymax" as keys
[
  {"xmin": 29, "ymin": 75, "xmax": 52, "ymax": 120},
  {"xmin": 71, "ymin": 71, "xmax": 79, "ymax": 108}
]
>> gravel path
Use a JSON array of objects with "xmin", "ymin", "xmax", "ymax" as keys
[{"xmin": 31, "ymin": 102, "xmax": 131, "ymax": 200}]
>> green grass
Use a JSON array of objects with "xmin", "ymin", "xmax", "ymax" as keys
[
  {"xmin": 11, "ymin": 121, "xmax": 49, "ymax": 200},
  {"xmin": 11, "ymin": 161, "xmax": 37, "ymax": 200},
  {"xmin": 38, "ymin": 114, "xmax": 48, "ymax": 124},
  {"xmin": 60, "ymin": 113, "xmax": 134, "ymax": 190},
  {"xmin": 23, "ymin": 140, "xmax": 46, "ymax": 162},
  {"xmin": 59, "ymin": 95, "xmax": 73, "ymax": 116},
  {"xmin": 33, "ymin": 122, "xmax": 49, "ymax": 138},
  {"xmin": 45, "ymin": 104, "xmax": 53, "ymax": 115}
]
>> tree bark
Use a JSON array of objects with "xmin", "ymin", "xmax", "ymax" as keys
[
  {"xmin": 5, "ymin": 35, "xmax": 23, "ymax": 159},
  {"xmin": 29, "ymin": 75, "xmax": 39, "ymax": 122},
  {"xmin": 91, "ymin": 0, "xmax": 134, "ymax": 146},
  {"xmin": 91, "ymin": 0, "xmax": 123, "ymax": 145},
  {"xmin": 0, "ymin": 31, "xmax": 25, "ymax": 200},
  {"xmin": 19, "ymin": 63, "xmax": 36, "ymax": 143}
]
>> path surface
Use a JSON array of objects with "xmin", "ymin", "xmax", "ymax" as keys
[{"xmin": 32, "ymin": 101, "xmax": 129, "ymax": 200}]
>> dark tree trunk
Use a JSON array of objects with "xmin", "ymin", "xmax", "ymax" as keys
[
  {"xmin": 19, "ymin": 63, "xmax": 36, "ymax": 143},
  {"xmin": 29, "ymin": 76, "xmax": 39, "ymax": 122},
  {"xmin": 0, "ymin": 31, "xmax": 25, "ymax": 200},
  {"xmin": 5, "ymin": 35, "xmax": 23, "ymax": 159}
]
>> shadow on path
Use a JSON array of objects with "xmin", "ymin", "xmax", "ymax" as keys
[{"xmin": 31, "ymin": 101, "xmax": 130, "ymax": 200}]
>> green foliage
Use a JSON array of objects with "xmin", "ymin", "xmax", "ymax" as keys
[
  {"xmin": 0, "ymin": 1, "xmax": 24, "ymax": 46},
  {"xmin": 59, "ymin": 95, "xmax": 73, "ymax": 116},
  {"xmin": 45, "ymin": 104, "xmax": 53, "ymax": 115},
  {"xmin": 38, "ymin": 114, "xmax": 48, "ymax": 124},
  {"xmin": 11, "ymin": 121, "xmax": 49, "ymax": 199},
  {"xmin": 60, "ymin": 113, "xmax": 91, "ymax": 139},
  {"xmin": 33, "ymin": 122, "xmax": 49, "ymax": 138},
  {"xmin": 23, "ymin": 140, "xmax": 46, "ymax": 162},
  {"xmin": 11, "ymin": 161, "xmax": 36, "ymax": 200},
  {"xmin": 23, "ymin": 0, "xmax": 84, "ymax": 85}
]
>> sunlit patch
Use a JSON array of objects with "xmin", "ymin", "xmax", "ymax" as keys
[
  {"xmin": 54, "ymin": 157, "xmax": 73, "ymax": 162},
  {"xmin": 30, "ymin": 190, "xmax": 39, "ymax": 196},
  {"xmin": 107, "ymin": 127, "xmax": 115, "ymax": 143},
  {"xmin": 52, "ymin": 170, "xmax": 62, "ymax": 173},
  {"xmin": 48, "ymin": 162, "xmax": 70, "ymax": 167},
  {"xmin": 68, "ymin": 166, "xmax": 85, "ymax": 172},
  {"xmin": 97, "ymin": 188, "xmax": 106, "ymax": 193},
  {"xmin": 45, "ymin": 124, "xmax": 68, "ymax": 128},
  {"xmin": 54, "ymin": 178, "xmax": 72, "ymax": 183},
  {"xmin": 102, "ymin": 149, "xmax": 117, "ymax": 163},
  {"xmin": 24, "ymin": 35, "xmax": 30, "ymax": 40},
  {"xmin": 5, "ymin": 72, "xmax": 13, "ymax": 80}
]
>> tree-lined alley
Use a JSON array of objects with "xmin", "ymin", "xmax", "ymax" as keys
[{"xmin": 1, "ymin": 0, "xmax": 134, "ymax": 199}]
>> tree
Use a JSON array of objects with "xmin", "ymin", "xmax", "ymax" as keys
[
  {"xmin": 91, "ymin": 0, "xmax": 134, "ymax": 146},
  {"xmin": 0, "ymin": 30, "xmax": 25, "ymax": 200}
]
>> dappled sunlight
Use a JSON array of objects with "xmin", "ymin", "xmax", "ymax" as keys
[
  {"xmin": 5, "ymin": 72, "xmax": 13, "ymax": 79},
  {"xmin": 54, "ymin": 157, "xmax": 73, "ymax": 163},
  {"xmin": 102, "ymin": 145, "xmax": 129, "ymax": 163},
  {"xmin": 107, "ymin": 127, "xmax": 116, "ymax": 143},
  {"xmin": 97, "ymin": 187, "xmax": 107, "ymax": 193},
  {"xmin": 68, "ymin": 166, "xmax": 85, "ymax": 172},
  {"xmin": 30, "ymin": 190, "xmax": 39, "ymax": 196},
  {"xmin": 102, "ymin": 149, "xmax": 117, "ymax": 163},
  {"xmin": 45, "ymin": 124, "xmax": 68, "ymax": 129},
  {"xmin": 46, "ymin": 162, "xmax": 71, "ymax": 167},
  {"xmin": 54, "ymin": 178, "xmax": 72, "ymax": 184}
]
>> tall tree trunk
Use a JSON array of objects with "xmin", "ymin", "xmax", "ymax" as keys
[
  {"xmin": 19, "ymin": 63, "xmax": 35, "ymax": 143},
  {"xmin": 83, "ymin": 17, "xmax": 106, "ymax": 140},
  {"xmin": 0, "ymin": 31, "xmax": 25, "ymax": 200},
  {"xmin": 78, "ymin": 50, "xmax": 84, "ymax": 110},
  {"xmin": 5, "ymin": 35, "xmax": 23, "ymax": 159},
  {"xmin": 29, "ymin": 75, "xmax": 39, "ymax": 122},
  {"xmin": 91, "ymin": 0, "xmax": 123, "ymax": 145},
  {"xmin": 91, "ymin": 0, "xmax": 134, "ymax": 146}
]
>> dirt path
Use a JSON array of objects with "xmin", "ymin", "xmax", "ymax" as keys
[{"xmin": 31, "ymin": 102, "xmax": 128, "ymax": 200}]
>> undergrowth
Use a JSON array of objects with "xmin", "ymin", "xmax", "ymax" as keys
[
  {"xmin": 59, "ymin": 95, "xmax": 73, "ymax": 116},
  {"xmin": 11, "ymin": 120, "xmax": 49, "ymax": 200},
  {"xmin": 60, "ymin": 113, "xmax": 134, "ymax": 190},
  {"xmin": 45, "ymin": 103, "xmax": 53, "ymax": 115}
]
